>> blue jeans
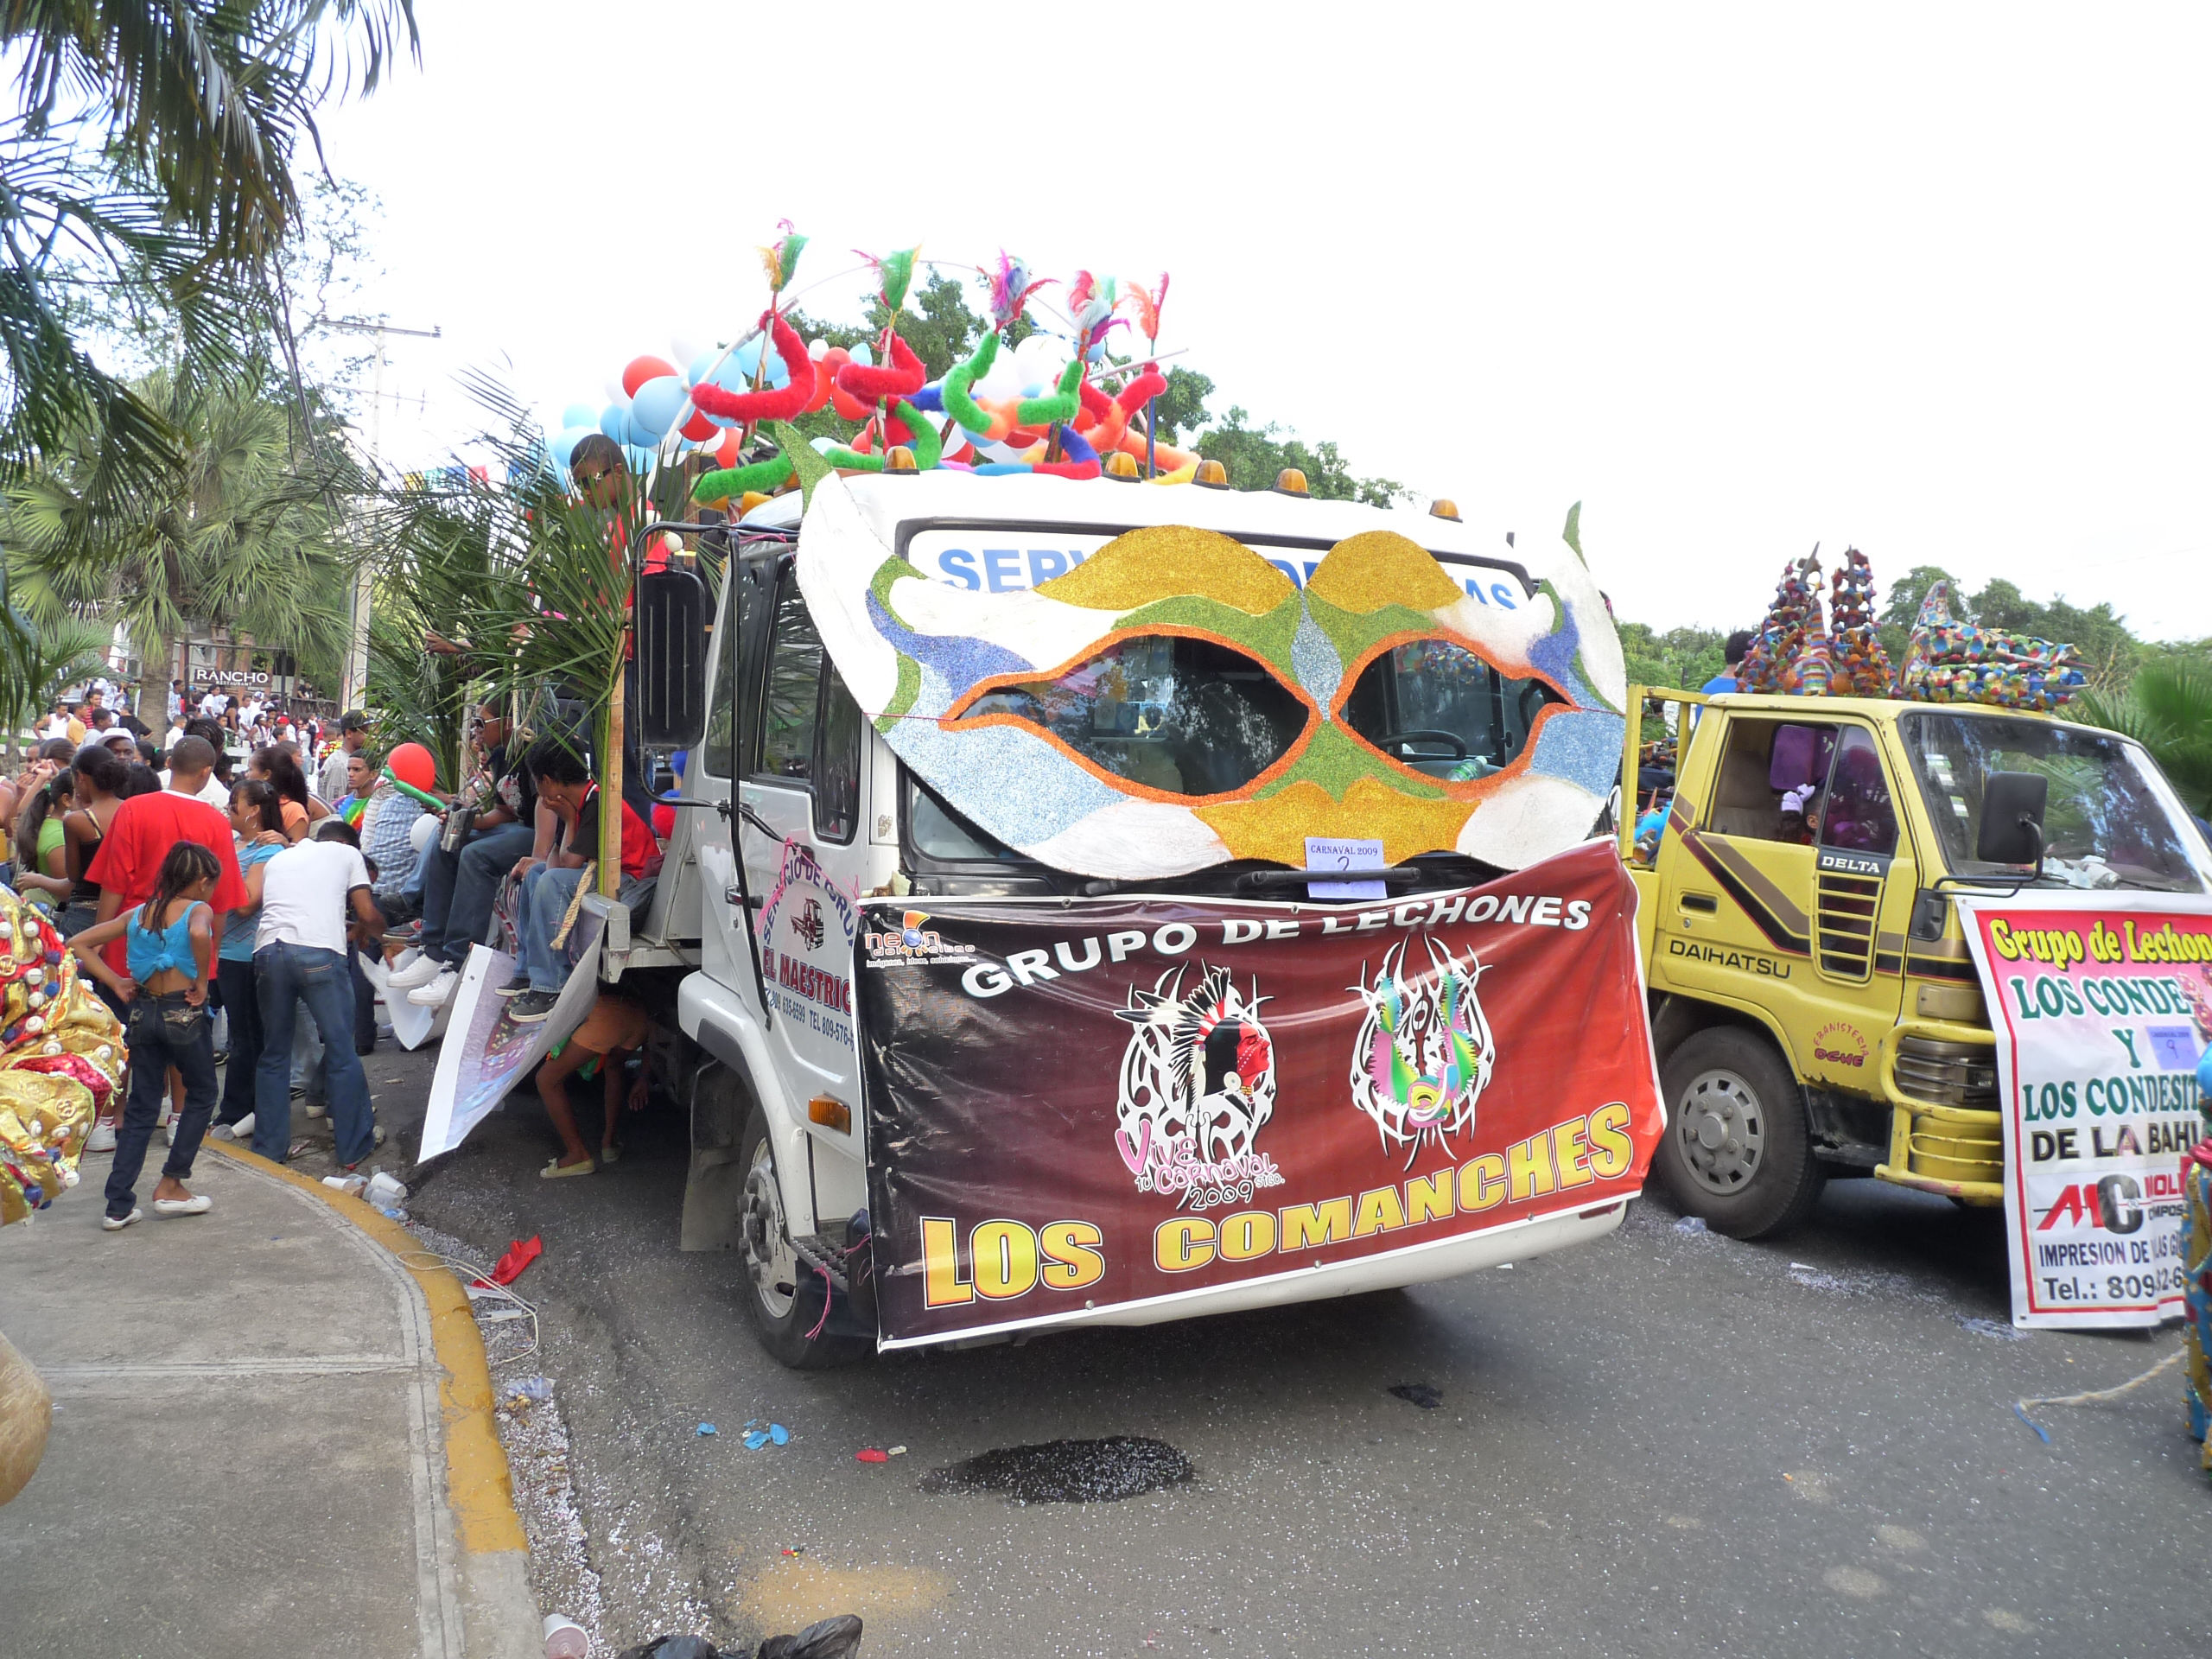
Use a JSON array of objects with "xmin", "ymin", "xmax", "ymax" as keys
[
  {"xmin": 420, "ymin": 822, "xmax": 535, "ymax": 968},
  {"xmin": 519, "ymin": 863, "xmax": 587, "ymax": 992},
  {"xmin": 107, "ymin": 993, "xmax": 218, "ymax": 1219},
  {"xmin": 252, "ymin": 943, "xmax": 374, "ymax": 1165}
]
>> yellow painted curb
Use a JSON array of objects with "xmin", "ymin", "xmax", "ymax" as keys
[{"xmin": 207, "ymin": 1142, "xmax": 530, "ymax": 1554}]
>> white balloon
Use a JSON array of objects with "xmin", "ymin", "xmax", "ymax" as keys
[{"xmin": 409, "ymin": 814, "xmax": 441, "ymax": 855}]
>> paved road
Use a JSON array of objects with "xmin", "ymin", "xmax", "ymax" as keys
[{"xmin": 365, "ymin": 1037, "xmax": 2210, "ymax": 1658}]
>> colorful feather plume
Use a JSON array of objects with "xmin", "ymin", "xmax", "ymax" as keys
[
  {"xmin": 757, "ymin": 219, "xmax": 806, "ymax": 295},
  {"xmin": 985, "ymin": 250, "xmax": 1053, "ymax": 334},
  {"xmin": 1126, "ymin": 272, "xmax": 1168, "ymax": 346},
  {"xmin": 858, "ymin": 245, "xmax": 920, "ymax": 315}
]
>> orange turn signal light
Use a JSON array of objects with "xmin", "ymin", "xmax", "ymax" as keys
[
  {"xmin": 1192, "ymin": 458, "xmax": 1230, "ymax": 489},
  {"xmin": 1429, "ymin": 499, "xmax": 1462, "ymax": 521},
  {"xmin": 883, "ymin": 446, "xmax": 918, "ymax": 473},
  {"xmin": 1103, "ymin": 451, "xmax": 1142, "ymax": 480},
  {"xmin": 809, "ymin": 1096, "xmax": 852, "ymax": 1134},
  {"xmin": 1274, "ymin": 467, "xmax": 1309, "ymax": 495}
]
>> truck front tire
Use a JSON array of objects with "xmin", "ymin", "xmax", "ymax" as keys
[
  {"xmin": 738, "ymin": 1105, "xmax": 867, "ymax": 1370},
  {"xmin": 1655, "ymin": 1027, "xmax": 1825, "ymax": 1239}
]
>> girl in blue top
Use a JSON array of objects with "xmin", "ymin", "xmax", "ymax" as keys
[
  {"xmin": 212, "ymin": 780, "xmax": 289, "ymax": 1135},
  {"xmin": 70, "ymin": 842, "xmax": 223, "ymax": 1230}
]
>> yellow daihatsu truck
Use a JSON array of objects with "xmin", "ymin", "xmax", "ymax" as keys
[{"xmin": 1620, "ymin": 687, "xmax": 2212, "ymax": 1236}]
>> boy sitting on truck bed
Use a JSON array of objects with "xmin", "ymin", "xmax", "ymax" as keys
[
  {"xmin": 534, "ymin": 992, "xmax": 650, "ymax": 1178},
  {"xmin": 504, "ymin": 739, "xmax": 658, "ymax": 1025}
]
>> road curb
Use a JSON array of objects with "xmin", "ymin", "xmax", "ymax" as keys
[{"xmin": 208, "ymin": 1141, "xmax": 541, "ymax": 1657}]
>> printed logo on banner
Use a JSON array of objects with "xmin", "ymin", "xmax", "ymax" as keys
[
  {"xmin": 861, "ymin": 909, "xmax": 976, "ymax": 967},
  {"xmin": 1112, "ymin": 964, "xmax": 1286, "ymax": 1211},
  {"xmin": 1349, "ymin": 939, "xmax": 1497, "ymax": 1168}
]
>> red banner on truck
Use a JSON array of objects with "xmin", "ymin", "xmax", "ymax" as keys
[{"xmin": 856, "ymin": 840, "xmax": 1664, "ymax": 1347}]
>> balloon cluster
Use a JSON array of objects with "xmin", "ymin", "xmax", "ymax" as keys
[
  {"xmin": 543, "ymin": 228, "xmax": 1193, "ymax": 510},
  {"xmin": 0, "ymin": 887, "xmax": 124, "ymax": 1226},
  {"xmin": 1736, "ymin": 552, "xmax": 1824, "ymax": 695},
  {"xmin": 1826, "ymin": 548, "xmax": 1894, "ymax": 696},
  {"xmin": 1900, "ymin": 581, "xmax": 2088, "ymax": 712}
]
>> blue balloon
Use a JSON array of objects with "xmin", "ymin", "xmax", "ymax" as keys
[
  {"xmin": 562, "ymin": 402, "xmax": 598, "ymax": 431},
  {"xmin": 686, "ymin": 349, "xmax": 725, "ymax": 386},
  {"xmin": 550, "ymin": 425, "xmax": 594, "ymax": 468},
  {"xmin": 731, "ymin": 336, "xmax": 765, "ymax": 378},
  {"xmin": 629, "ymin": 374, "xmax": 688, "ymax": 440},
  {"xmin": 599, "ymin": 400, "xmax": 629, "ymax": 442},
  {"xmin": 623, "ymin": 408, "xmax": 662, "ymax": 448},
  {"xmin": 623, "ymin": 444, "xmax": 658, "ymax": 474},
  {"xmin": 847, "ymin": 340, "xmax": 874, "ymax": 368}
]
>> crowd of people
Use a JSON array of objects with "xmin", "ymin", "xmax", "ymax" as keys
[{"xmin": 0, "ymin": 679, "xmax": 667, "ymax": 1224}]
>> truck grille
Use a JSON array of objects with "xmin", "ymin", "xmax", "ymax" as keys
[
  {"xmin": 1894, "ymin": 1035, "xmax": 1998, "ymax": 1109},
  {"xmin": 1815, "ymin": 867, "xmax": 1882, "ymax": 982}
]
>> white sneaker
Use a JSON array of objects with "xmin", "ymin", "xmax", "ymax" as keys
[
  {"xmin": 87, "ymin": 1121, "xmax": 117, "ymax": 1153},
  {"xmin": 408, "ymin": 969, "xmax": 459, "ymax": 1008},
  {"xmin": 304, "ymin": 1100, "xmax": 326, "ymax": 1120},
  {"xmin": 213, "ymin": 1114, "xmax": 253, "ymax": 1141},
  {"xmin": 387, "ymin": 953, "xmax": 448, "ymax": 991}
]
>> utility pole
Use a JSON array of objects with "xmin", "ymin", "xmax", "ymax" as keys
[{"xmin": 313, "ymin": 315, "xmax": 441, "ymax": 710}]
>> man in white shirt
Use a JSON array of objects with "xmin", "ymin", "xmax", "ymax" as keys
[
  {"xmin": 159, "ymin": 718, "xmax": 233, "ymax": 807},
  {"xmin": 251, "ymin": 823, "xmax": 384, "ymax": 1166}
]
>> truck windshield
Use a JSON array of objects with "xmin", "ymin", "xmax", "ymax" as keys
[{"xmin": 1898, "ymin": 710, "xmax": 2212, "ymax": 892}]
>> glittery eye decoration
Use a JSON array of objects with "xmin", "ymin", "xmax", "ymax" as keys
[{"xmin": 798, "ymin": 478, "xmax": 1626, "ymax": 880}]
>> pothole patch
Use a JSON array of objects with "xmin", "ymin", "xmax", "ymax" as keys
[{"xmin": 919, "ymin": 1436, "xmax": 1193, "ymax": 1503}]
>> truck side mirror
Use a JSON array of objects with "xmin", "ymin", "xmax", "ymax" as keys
[
  {"xmin": 1976, "ymin": 771, "xmax": 2047, "ymax": 869},
  {"xmin": 633, "ymin": 568, "xmax": 712, "ymax": 748}
]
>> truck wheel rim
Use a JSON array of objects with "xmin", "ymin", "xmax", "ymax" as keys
[
  {"xmin": 741, "ymin": 1140, "xmax": 798, "ymax": 1320},
  {"xmin": 1675, "ymin": 1068, "xmax": 1765, "ymax": 1197}
]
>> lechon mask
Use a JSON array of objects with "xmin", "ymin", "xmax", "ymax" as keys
[{"xmin": 797, "ymin": 478, "xmax": 1624, "ymax": 880}]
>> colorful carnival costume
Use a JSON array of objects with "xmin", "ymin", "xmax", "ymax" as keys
[
  {"xmin": 0, "ymin": 885, "xmax": 126, "ymax": 1226},
  {"xmin": 1899, "ymin": 580, "xmax": 2088, "ymax": 712},
  {"xmin": 1827, "ymin": 548, "xmax": 1894, "ymax": 696}
]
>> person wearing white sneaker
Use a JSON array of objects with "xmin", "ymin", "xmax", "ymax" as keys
[
  {"xmin": 407, "ymin": 964, "xmax": 460, "ymax": 1008},
  {"xmin": 69, "ymin": 843, "xmax": 226, "ymax": 1229}
]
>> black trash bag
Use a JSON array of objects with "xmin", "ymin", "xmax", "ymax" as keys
[
  {"xmin": 615, "ymin": 1638, "xmax": 719, "ymax": 1659},
  {"xmin": 756, "ymin": 1614, "xmax": 864, "ymax": 1659}
]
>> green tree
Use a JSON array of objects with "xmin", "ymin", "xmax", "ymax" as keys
[
  {"xmin": 1618, "ymin": 622, "xmax": 1726, "ymax": 692},
  {"xmin": 4, "ymin": 368, "xmax": 361, "ymax": 718},
  {"xmin": 2077, "ymin": 656, "xmax": 2212, "ymax": 816},
  {"xmin": 0, "ymin": 3, "xmax": 416, "ymax": 499},
  {"xmin": 1195, "ymin": 406, "xmax": 1405, "ymax": 505},
  {"xmin": 1149, "ymin": 366, "xmax": 1213, "ymax": 443}
]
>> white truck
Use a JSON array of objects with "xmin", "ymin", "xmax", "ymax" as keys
[{"xmin": 601, "ymin": 468, "xmax": 1661, "ymax": 1365}]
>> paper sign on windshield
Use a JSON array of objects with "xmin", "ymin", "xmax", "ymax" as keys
[{"xmin": 1957, "ymin": 893, "xmax": 2212, "ymax": 1328}]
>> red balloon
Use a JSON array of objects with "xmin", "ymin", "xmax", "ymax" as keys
[
  {"xmin": 622, "ymin": 354, "xmax": 677, "ymax": 397},
  {"xmin": 680, "ymin": 408, "xmax": 716, "ymax": 442},
  {"xmin": 386, "ymin": 741, "xmax": 437, "ymax": 794},
  {"xmin": 713, "ymin": 429, "xmax": 741, "ymax": 467}
]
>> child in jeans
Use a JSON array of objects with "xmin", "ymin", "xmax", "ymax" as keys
[{"xmin": 69, "ymin": 842, "xmax": 223, "ymax": 1230}]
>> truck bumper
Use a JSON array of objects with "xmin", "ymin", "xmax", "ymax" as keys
[{"xmin": 1872, "ymin": 1017, "xmax": 2004, "ymax": 1205}]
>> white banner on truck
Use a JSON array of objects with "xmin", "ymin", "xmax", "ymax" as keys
[{"xmin": 1956, "ymin": 892, "xmax": 2212, "ymax": 1328}]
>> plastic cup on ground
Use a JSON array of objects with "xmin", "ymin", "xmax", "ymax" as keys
[{"xmin": 543, "ymin": 1613, "xmax": 589, "ymax": 1657}]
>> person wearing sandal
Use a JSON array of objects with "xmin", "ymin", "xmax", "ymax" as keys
[
  {"xmin": 531, "ymin": 992, "xmax": 651, "ymax": 1178},
  {"xmin": 69, "ymin": 842, "xmax": 225, "ymax": 1230}
]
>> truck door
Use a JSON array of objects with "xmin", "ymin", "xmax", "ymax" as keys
[
  {"xmin": 1802, "ymin": 724, "xmax": 1914, "ymax": 1086},
  {"xmin": 1656, "ymin": 714, "xmax": 1910, "ymax": 1085},
  {"xmin": 691, "ymin": 553, "xmax": 757, "ymax": 1001},
  {"xmin": 737, "ymin": 561, "xmax": 868, "ymax": 1179}
]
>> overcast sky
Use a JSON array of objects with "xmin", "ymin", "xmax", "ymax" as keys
[{"xmin": 312, "ymin": 3, "xmax": 2212, "ymax": 641}]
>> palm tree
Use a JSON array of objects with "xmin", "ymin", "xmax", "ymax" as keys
[
  {"xmin": 4, "ymin": 366, "xmax": 359, "ymax": 718},
  {"xmin": 0, "ymin": 588, "xmax": 108, "ymax": 756},
  {"xmin": 2078, "ymin": 657, "xmax": 2212, "ymax": 817},
  {"xmin": 0, "ymin": 3, "xmax": 416, "ymax": 526}
]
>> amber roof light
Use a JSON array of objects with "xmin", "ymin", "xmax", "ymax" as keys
[
  {"xmin": 1103, "ymin": 451, "xmax": 1142, "ymax": 480},
  {"xmin": 1192, "ymin": 459, "xmax": 1231, "ymax": 489},
  {"xmin": 1274, "ymin": 467, "xmax": 1309, "ymax": 496},
  {"xmin": 1429, "ymin": 499, "xmax": 1462, "ymax": 521}
]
